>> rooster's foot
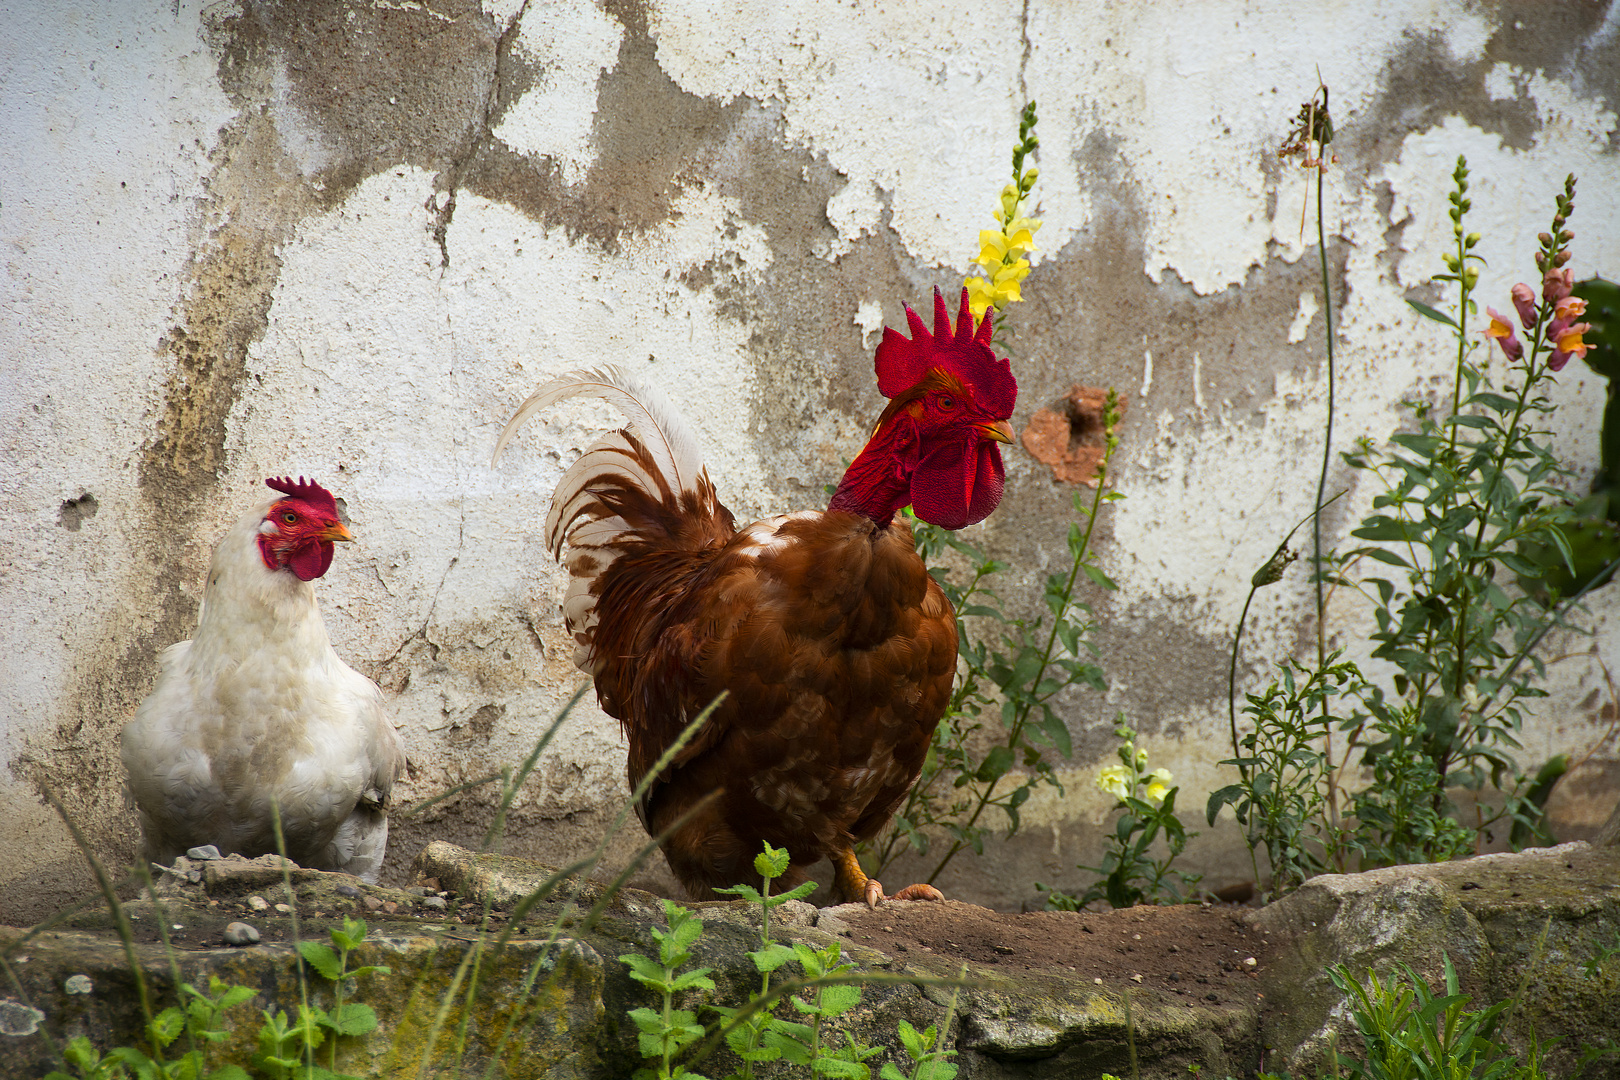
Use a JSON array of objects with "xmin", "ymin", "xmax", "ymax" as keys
[{"xmin": 887, "ymin": 883, "xmax": 945, "ymax": 903}]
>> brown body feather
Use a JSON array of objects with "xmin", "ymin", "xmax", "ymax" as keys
[
  {"xmin": 492, "ymin": 367, "xmax": 961, "ymax": 900},
  {"xmin": 592, "ymin": 498, "xmax": 957, "ymax": 897}
]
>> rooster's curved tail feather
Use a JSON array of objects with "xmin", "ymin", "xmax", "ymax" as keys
[{"xmin": 491, "ymin": 366, "xmax": 735, "ymax": 672}]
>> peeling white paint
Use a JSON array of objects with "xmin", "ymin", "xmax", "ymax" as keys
[
  {"xmin": 1287, "ymin": 291, "xmax": 1319, "ymax": 344},
  {"xmin": 494, "ymin": 0, "xmax": 625, "ymax": 186}
]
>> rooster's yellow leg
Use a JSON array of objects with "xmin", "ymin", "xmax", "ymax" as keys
[{"xmin": 831, "ymin": 847, "xmax": 944, "ymax": 908}]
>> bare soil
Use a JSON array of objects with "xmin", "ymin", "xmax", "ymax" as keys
[{"xmin": 826, "ymin": 898, "xmax": 1273, "ymax": 1004}]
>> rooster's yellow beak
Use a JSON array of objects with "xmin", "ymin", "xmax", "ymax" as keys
[
  {"xmin": 318, "ymin": 522, "xmax": 354, "ymax": 543},
  {"xmin": 979, "ymin": 419, "xmax": 1015, "ymax": 444}
]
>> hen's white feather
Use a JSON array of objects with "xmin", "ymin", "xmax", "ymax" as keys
[{"xmin": 120, "ymin": 498, "xmax": 407, "ymax": 883}]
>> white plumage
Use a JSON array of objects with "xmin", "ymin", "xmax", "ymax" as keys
[{"xmin": 121, "ymin": 484, "xmax": 406, "ymax": 883}]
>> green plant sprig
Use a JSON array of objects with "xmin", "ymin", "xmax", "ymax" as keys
[
  {"xmin": 1040, "ymin": 720, "xmax": 1200, "ymax": 910},
  {"xmin": 875, "ymin": 389, "xmax": 1122, "ymax": 888}
]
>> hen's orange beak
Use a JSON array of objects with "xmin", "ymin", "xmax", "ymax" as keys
[
  {"xmin": 317, "ymin": 522, "xmax": 354, "ymax": 543},
  {"xmin": 978, "ymin": 419, "xmax": 1015, "ymax": 444}
]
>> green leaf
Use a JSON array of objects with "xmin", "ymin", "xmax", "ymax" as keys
[
  {"xmin": 149, "ymin": 1007, "xmax": 187, "ymax": 1049},
  {"xmin": 976, "ymin": 744, "xmax": 1015, "ymax": 782},
  {"xmin": 714, "ymin": 883, "xmax": 763, "ymax": 903},
  {"xmin": 1080, "ymin": 563, "xmax": 1117, "ymax": 590},
  {"xmin": 627, "ymin": 1006, "xmax": 666, "ymax": 1034},
  {"xmin": 297, "ymin": 941, "xmax": 344, "ymax": 982},
  {"xmin": 754, "ymin": 841, "xmax": 792, "ymax": 879},
  {"xmin": 619, "ymin": 952, "xmax": 668, "ymax": 985},
  {"xmin": 816, "ymin": 1056, "xmax": 871, "ymax": 1078},
  {"xmin": 1206, "ymin": 784, "xmax": 1245, "ymax": 826},
  {"xmin": 896, "ymin": 1019, "xmax": 927, "ymax": 1060},
  {"xmin": 776, "ymin": 880, "xmax": 819, "ymax": 903},
  {"xmin": 750, "ymin": 942, "xmax": 798, "ymax": 973},
  {"xmin": 817, "ymin": 983, "xmax": 862, "ymax": 1017},
  {"xmin": 1407, "ymin": 299, "xmax": 1459, "ymax": 328},
  {"xmin": 324, "ymin": 1002, "xmax": 378, "ymax": 1037},
  {"xmin": 670, "ymin": 968, "xmax": 716, "ymax": 993}
]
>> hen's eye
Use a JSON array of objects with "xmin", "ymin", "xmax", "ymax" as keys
[
  {"xmin": 282, "ymin": 512, "xmax": 298, "ymax": 524},
  {"xmin": 938, "ymin": 395, "xmax": 956, "ymax": 410}
]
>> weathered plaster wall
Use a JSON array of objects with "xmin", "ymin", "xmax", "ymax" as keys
[{"xmin": 3, "ymin": 0, "xmax": 1617, "ymax": 922}]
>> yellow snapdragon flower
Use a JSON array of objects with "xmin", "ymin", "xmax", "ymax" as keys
[
  {"xmin": 1096, "ymin": 764, "xmax": 1131, "ymax": 801},
  {"xmin": 965, "ymin": 180, "xmax": 1043, "ymax": 319},
  {"xmin": 1145, "ymin": 768, "xmax": 1174, "ymax": 805}
]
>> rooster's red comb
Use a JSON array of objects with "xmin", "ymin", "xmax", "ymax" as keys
[
  {"xmin": 873, "ymin": 287, "xmax": 1016, "ymax": 418},
  {"xmin": 266, "ymin": 476, "xmax": 339, "ymax": 518}
]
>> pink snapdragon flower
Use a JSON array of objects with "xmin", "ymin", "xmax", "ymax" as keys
[
  {"xmin": 1483, "ymin": 307, "xmax": 1523, "ymax": 362},
  {"xmin": 1543, "ymin": 267, "xmax": 1574, "ymax": 305},
  {"xmin": 1510, "ymin": 283, "xmax": 1538, "ymax": 329},
  {"xmin": 1549, "ymin": 319, "xmax": 1592, "ymax": 371}
]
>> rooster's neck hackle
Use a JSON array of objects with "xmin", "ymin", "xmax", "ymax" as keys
[{"xmin": 827, "ymin": 407, "xmax": 917, "ymax": 527}]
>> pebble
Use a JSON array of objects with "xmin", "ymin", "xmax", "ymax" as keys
[
  {"xmin": 64, "ymin": 975, "xmax": 93, "ymax": 995},
  {"xmin": 1244, "ymin": 957, "xmax": 1257, "ymax": 968},
  {"xmin": 364, "ymin": 896, "xmax": 384, "ymax": 911},
  {"xmin": 186, "ymin": 845, "xmax": 222, "ymax": 861},
  {"xmin": 223, "ymin": 922, "xmax": 261, "ymax": 946},
  {"xmin": 246, "ymin": 896, "xmax": 269, "ymax": 912},
  {"xmin": 335, "ymin": 885, "xmax": 362, "ymax": 899},
  {"xmin": 419, "ymin": 895, "xmax": 446, "ymax": 910},
  {"xmin": 382, "ymin": 901, "xmax": 399, "ymax": 914},
  {"xmin": 274, "ymin": 903, "xmax": 292, "ymax": 914}
]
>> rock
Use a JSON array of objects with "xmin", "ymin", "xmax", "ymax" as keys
[
  {"xmin": 419, "ymin": 895, "xmax": 446, "ymax": 911},
  {"xmin": 335, "ymin": 884, "xmax": 362, "ymax": 899},
  {"xmin": 222, "ymin": 922, "xmax": 260, "ymax": 946},
  {"xmin": 186, "ymin": 845, "xmax": 223, "ymax": 860},
  {"xmin": 245, "ymin": 895, "xmax": 269, "ymax": 912},
  {"xmin": 0, "ymin": 1000, "xmax": 44, "ymax": 1037},
  {"xmin": 1254, "ymin": 841, "xmax": 1620, "ymax": 1078},
  {"xmin": 63, "ymin": 975, "xmax": 92, "ymax": 995},
  {"xmin": 273, "ymin": 904, "xmax": 292, "ymax": 914}
]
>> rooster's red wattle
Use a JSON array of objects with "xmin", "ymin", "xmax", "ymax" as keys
[{"xmin": 493, "ymin": 288, "xmax": 1017, "ymax": 906}]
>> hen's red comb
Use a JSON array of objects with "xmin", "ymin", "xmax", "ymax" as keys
[
  {"xmin": 874, "ymin": 287, "xmax": 1015, "ymax": 418},
  {"xmin": 266, "ymin": 476, "xmax": 339, "ymax": 518}
]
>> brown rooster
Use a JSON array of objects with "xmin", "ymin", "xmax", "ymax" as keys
[
  {"xmin": 492, "ymin": 288, "xmax": 1016, "ymax": 906},
  {"xmin": 120, "ymin": 477, "xmax": 406, "ymax": 883}
]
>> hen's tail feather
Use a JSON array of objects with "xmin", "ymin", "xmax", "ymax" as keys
[{"xmin": 491, "ymin": 365, "xmax": 733, "ymax": 673}]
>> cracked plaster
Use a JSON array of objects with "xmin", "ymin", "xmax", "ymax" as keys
[{"xmin": 3, "ymin": 0, "xmax": 1619, "ymax": 921}]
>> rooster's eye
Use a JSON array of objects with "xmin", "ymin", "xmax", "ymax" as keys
[
  {"xmin": 282, "ymin": 512, "xmax": 298, "ymax": 525},
  {"xmin": 938, "ymin": 395, "xmax": 956, "ymax": 411}
]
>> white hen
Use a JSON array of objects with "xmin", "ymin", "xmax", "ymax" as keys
[{"xmin": 121, "ymin": 477, "xmax": 406, "ymax": 883}]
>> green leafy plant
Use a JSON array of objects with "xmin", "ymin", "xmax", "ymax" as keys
[
  {"xmin": 621, "ymin": 899, "xmax": 719, "ymax": 1080},
  {"xmin": 866, "ymin": 390, "xmax": 1123, "ymax": 887},
  {"xmin": 619, "ymin": 841, "xmax": 967, "ymax": 1080},
  {"xmin": 1327, "ymin": 956, "xmax": 1548, "ymax": 1080},
  {"xmin": 879, "ymin": 1017, "xmax": 960, "ymax": 1080},
  {"xmin": 253, "ymin": 918, "xmax": 390, "ymax": 1080},
  {"xmin": 1209, "ymin": 654, "xmax": 1360, "ymax": 894},
  {"xmin": 46, "ymin": 977, "xmax": 258, "ymax": 1080},
  {"xmin": 711, "ymin": 842, "xmax": 818, "ymax": 1078},
  {"xmin": 1221, "ymin": 96, "xmax": 1591, "ymax": 887},
  {"xmin": 1334, "ymin": 161, "xmax": 1583, "ymax": 860},
  {"xmin": 1040, "ymin": 720, "xmax": 1200, "ymax": 909}
]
